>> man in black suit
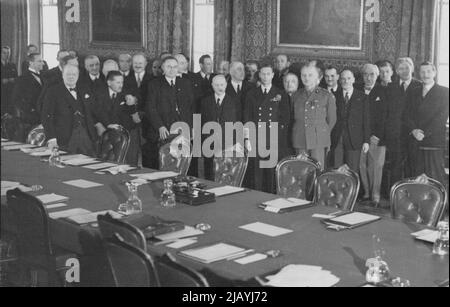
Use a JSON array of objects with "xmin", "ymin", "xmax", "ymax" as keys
[
  {"xmin": 1, "ymin": 46, "xmax": 18, "ymax": 116},
  {"xmin": 324, "ymin": 66, "xmax": 341, "ymax": 98},
  {"xmin": 192, "ymin": 55, "xmax": 216, "ymax": 113},
  {"xmin": 21, "ymin": 44, "xmax": 48, "ymax": 76},
  {"xmin": 330, "ymin": 69, "xmax": 370, "ymax": 172},
  {"xmin": 143, "ymin": 56, "xmax": 195, "ymax": 170},
  {"xmin": 376, "ymin": 60, "xmax": 395, "ymax": 87},
  {"xmin": 118, "ymin": 53, "xmax": 133, "ymax": 78},
  {"xmin": 226, "ymin": 61, "xmax": 254, "ymax": 121},
  {"xmin": 244, "ymin": 63, "xmax": 291, "ymax": 193},
  {"xmin": 41, "ymin": 64, "xmax": 97, "ymax": 156},
  {"xmin": 273, "ymin": 54, "xmax": 291, "ymax": 90},
  {"xmin": 92, "ymin": 71, "xmax": 141, "ymax": 165},
  {"xmin": 124, "ymin": 53, "xmax": 151, "ymax": 103},
  {"xmin": 201, "ymin": 75, "xmax": 239, "ymax": 180},
  {"xmin": 78, "ymin": 55, "xmax": 105, "ymax": 94},
  {"xmin": 384, "ymin": 57, "xmax": 422, "ymax": 188},
  {"xmin": 404, "ymin": 62, "xmax": 449, "ymax": 185},
  {"xmin": 358, "ymin": 64, "xmax": 388, "ymax": 205},
  {"xmin": 12, "ymin": 53, "xmax": 44, "ymax": 140}
]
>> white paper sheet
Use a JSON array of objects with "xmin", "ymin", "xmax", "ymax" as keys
[
  {"xmin": 239, "ymin": 222, "xmax": 293, "ymax": 237},
  {"xmin": 166, "ymin": 238, "xmax": 198, "ymax": 249},
  {"xmin": 130, "ymin": 171, "xmax": 179, "ymax": 181},
  {"xmin": 416, "ymin": 231, "xmax": 439, "ymax": 243},
  {"xmin": 45, "ymin": 203, "xmax": 68, "ymax": 209},
  {"xmin": 60, "ymin": 154, "xmax": 92, "ymax": 161},
  {"xmin": 67, "ymin": 210, "xmax": 122, "ymax": 224},
  {"xmin": 1, "ymin": 141, "xmax": 22, "ymax": 146},
  {"xmin": 1, "ymin": 181, "xmax": 21, "ymax": 188},
  {"xmin": 181, "ymin": 243, "xmax": 245, "ymax": 263},
  {"xmin": 49, "ymin": 208, "xmax": 92, "ymax": 219},
  {"xmin": 155, "ymin": 226, "xmax": 204, "ymax": 241},
  {"xmin": 329, "ymin": 212, "xmax": 380, "ymax": 226},
  {"xmin": 21, "ymin": 147, "xmax": 47, "ymax": 154},
  {"xmin": 63, "ymin": 179, "xmax": 103, "ymax": 189},
  {"xmin": 206, "ymin": 186, "xmax": 246, "ymax": 197},
  {"xmin": 63, "ymin": 158, "xmax": 98, "ymax": 166},
  {"xmin": 265, "ymin": 265, "xmax": 340, "ymax": 287},
  {"xmin": 36, "ymin": 193, "xmax": 69, "ymax": 204},
  {"xmin": 82, "ymin": 162, "xmax": 118, "ymax": 170},
  {"xmin": 234, "ymin": 253, "xmax": 268, "ymax": 265},
  {"xmin": 263, "ymin": 198, "xmax": 310, "ymax": 209},
  {"xmin": 30, "ymin": 149, "xmax": 67, "ymax": 157},
  {"xmin": 3, "ymin": 144, "xmax": 37, "ymax": 151}
]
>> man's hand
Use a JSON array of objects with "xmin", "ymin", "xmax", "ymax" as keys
[
  {"xmin": 107, "ymin": 124, "xmax": 120, "ymax": 130},
  {"xmin": 47, "ymin": 139, "xmax": 58, "ymax": 150},
  {"xmin": 412, "ymin": 129, "xmax": 425, "ymax": 142},
  {"xmin": 131, "ymin": 112, "xmax": 141, "ymax": 124},
  {"xmin": 125, "ymin": 95, "xmax": 138, "ymax": 106},
  {"xmin": 159, "ymin": 126, "xmax": 170, "ymax": 140},
  {"xmin": 362, "ymin": 143, "xmax": 370, "ymax": 154},
  {"xmin": 95, "ymin": 123, "xmax": 107, "ymax": 137},
  {"xmin": 370, "ymin": 135, "xmax": 380, "ymax": 146}
]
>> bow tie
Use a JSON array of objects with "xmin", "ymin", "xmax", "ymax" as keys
[{"xmin": 69, "ymin": 88, "xmax": 76, "ymax": 92}]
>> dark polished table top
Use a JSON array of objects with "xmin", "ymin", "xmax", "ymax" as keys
[{"xmin": 1, "ymin": 149, "xmax": 449, "ymax": 287}]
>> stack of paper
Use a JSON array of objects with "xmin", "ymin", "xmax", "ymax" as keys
[
  {"xmin": 239, "ymin": 222, "xmax": 293, "ymax": 237},
  {"xmin": 324, "ymin": 212, "xmax": 380, "ymax": 229},
  {"xmin": 264, "ymin": 265, "xmax": 340, "ymax": 287},
  {"xmin": 102, "ymin": 165, "xmax": 137, "ymax": 175},
  {"xmin": 63, "ymin": 179, "xmax": 103, "ymax": 189},
  {"xmin": 261, "ymin": 198, "xmax": 312, "ymax": 213},
  {"xmin": 155, "ymin": 226, "xmax": 204, "ymax": 241},
  {"xmin": 21, "ymin": 146, "xmax": 47, "ymax": 154},
  {"xmin": 130, "ymin": 171, "xmax": 179, "ymax": 181},
  {"xmin": 49, "ymin": 208, "xmax": 92, "ymax": 219},
  {"xmin": 36, "ymin": 193, "xmax": 69, "ymax": 204},
  {"xmin": 30, "ymin": 149, "xmax": 67, "ymax": 157},
  {"xmin": 83, "ymin": 162, "xmax": 118, "ymax": 170},
  {"xmin": 206, "ymin": 186, "xmax": 246, "ymax": 197},
  {"xmin": 180, "ymin": 243, "xmax": 250, "ymax": 264},
  {"xmin": 63, "ymin": 157, "xmax": 98, "ymax": 166},
  {"xmin": 411, "ymin": 229, "xmax": 439, "ymax": 243},
  {"xmin": 67, "ymin": 210, "xmax": 123, "ymax": 225},
  {"xmin": 3, "ymin": 144, "xmax": 37, "ymax": 151}
]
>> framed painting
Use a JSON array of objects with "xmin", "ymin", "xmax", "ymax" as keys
[
  {"xmin": 271, "ymin": 0, "xmax": 373, "ymax": 60},
  {"xmin": 89, "ymin": 0, "xmax": 147, "ymax": 48}
]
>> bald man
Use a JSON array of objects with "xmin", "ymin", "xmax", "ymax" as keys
[
  {"xmin": 358, "ymin": 64, "xmax": 388, "ymax": 205},
  {"xmin": 226, "ymin": 61, "xmax": 255, "ymax": 121},
  {"xmin": 201, "ymin": 74, "xmax": 239, "ymax": 180},
  {"xmin": 124, "ymin": 53, "xmax": 151, "ymax": 104},
  {"xmin": 41, "ymin": 64, "xmax": 97, "ymax": 155},
  {"xmin": 330, "ymin": 70, "xmax": 370, "ymax": 172}
]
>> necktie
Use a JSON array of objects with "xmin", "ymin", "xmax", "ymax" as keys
[
  {"xmin": 31, "ymin": 71, "xmax": 41, "ymax": 85},
  {"xmin": 171, "ymin": 80, "xmax": 175, "ymax": 88},
  {"xmin": 344, "ymin": 92, "xmax": 350, "ymax": 104},
  {"xmin": 401, "ymin": 82, "xmax": 407, "ymax": 93},
  {"xmin": 111, "ymin": 93, "xmax": 117, "ymax": 100},
  {"xmin": 237, "ymin": 84, "xmax": 241, "ymax": 94},
  {"xmin": 264, "ymin": 88, "xmax": 268, "ymax": 95},
  {"xmin": 217, "ymin": 98, "xmax": 221, "ymax": 106},
  {"xmin": 137, "ymin": 74, "xmax": 142, "ymax": 87}
]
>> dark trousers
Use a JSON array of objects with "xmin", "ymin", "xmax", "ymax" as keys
[
  {"xmin": 416, "ymin": 148, "xmax": 446, "ymax": 186},
  {"xmin": 253, "ymin": 157, "xmax": 276, "ymax": 194},
  {"xmin": 141, "ymin": 140, "xmax": 159, "ymax": 170},
  {"xmin": 405, "ymin": 139, "xmax": 419, "ymax": 178},
  {"xmin": 125, "ymin": 128, "xmax": 141, "ymax": 166},
  {"xmin": 65, "ymin": 125, "xmax": 96, "ymax": 157},
  {"xmin": 387, "ymin": 150, "xmax": 405, "ymax": 187},
  {"xmin": 331, "ymin": 137, "xmax": 361, "ymax": 172}
]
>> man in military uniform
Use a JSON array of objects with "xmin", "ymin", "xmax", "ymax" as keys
[
  {"xmin": 292, "ymin": 62, "xmax": 337, "ymax": 169},
  {"xmin": 244, "ymin": 63, "xmax": 291, "ymax": 193}
]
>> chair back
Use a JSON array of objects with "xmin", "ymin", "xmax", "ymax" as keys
[
  {"xmin": 214, "ymin": 143, "xmax": 248, "ymax": 187},
  {"xmin": 390, "ymin": 174, "xmax": 448, "ymax": 227},
  {"xmin": 27, "ymin": 124, "xmax": 46, "ymax": 146},
  {"xmin": 6, "ymin": 189, "xmax": 53, "ymax": 268},
  {"xmin": 1, "ymin": 115, "xmax": 24, "ymax": 141},
  {"xmin": 314, "ymin": 164, "xmax": 360, "ymax": 211},
  {"xmin": 275, "ymin": 154, "xmax": 321, "ymax": 200},
  {"xmin": 155, "ymin": 253, "xmax": 209, "ymax": 287},
  {"xmin": 104, "ymin": 236, "xmax": 159, "ymax": 287},
  {"xmin": 158, "ymin": 135, "xmax": 192, "ymax": 176},
  {"xmin": 98, "ymin": 126, "xmax": 130, "ymax": 164},
  {"xmin": 98, "ymin": 213, "xmax": 147, "ymax": 251}
]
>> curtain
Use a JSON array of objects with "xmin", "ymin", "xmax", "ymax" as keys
[
  {"xmin": 398, "ymin": 0, "xmax": 438, "ymax": 68},
  {"xmin": 214, "ymin": 0, "xmax": 246, "ymax": 70},
  {"xmin": 0, "ymin": 0, "xmax": 28, "ymax": 72}
]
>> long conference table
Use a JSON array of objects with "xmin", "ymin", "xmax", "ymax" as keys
[{"xmin": 1, "ymin": 149, "xmax": 449, "ymax": 287}]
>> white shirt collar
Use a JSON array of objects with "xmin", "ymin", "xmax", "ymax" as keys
[
  {"xmin": 108, "ymin": 88, "xmax": 118, "ymax": 98},
  {"xmin": 328, "ymin": 85, "xmax": 338, "ymax": 93},
  {"xmin": 231, "ymin": 80, "xmax": 242, "ymax": 91},
  {"xmin": 400, "ymin": 78, "xmax": 412, "ymax": 88},
  {"xmin": 122, "ymin": 70, "xmax": 130, "ymax": 77},
  {"xmin": 89, "ymin": 73, "xmax": 99, "ymax": 81},
  {"xmin": 215, "ymin": 93, "xmax": 226, "ymax": 102},
  {"xmin": 29, "ymin": 68, "xmax": 39, "ymax": 75},
  {"xmin": 261, "ymin": 84, "xmax": 272, "ymax": 93},
  {"xmin": 343, "ymin": 87, "xmax": 354, "ymax": 98},
  {"xmin": 423, "ymin": 82, "xmax": 435, "ymax": 92},
  {"xmin": 364, "ymin": 85, "xmax": 375, "ymax": 95},
  {"xmin": 165, "ymin": 76, "xmax": 176, "ymax": 84},
  {"xmin": 200, "ymin": 71, "xmax": 211, "ymax": 80},
  {"xmin": 135, "ymin": 71, "xmax": 145, "ymax": 79}
]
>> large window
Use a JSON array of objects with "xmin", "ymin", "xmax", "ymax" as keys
[
  {"xmin": 191, "ymin": 0, "xmax": 214, "ymax": 72},
  {"xmin": 40, "ymin": 0, "xmax": 60, "ymax": 68},
  {"xmin": 437, "ymin": 0, "xmax": 449, "ymax": 87}
]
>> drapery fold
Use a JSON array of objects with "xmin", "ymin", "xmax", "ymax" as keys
[{"xmin": 1, "ymin": 0, "xmax": 28, "ymax": 72}]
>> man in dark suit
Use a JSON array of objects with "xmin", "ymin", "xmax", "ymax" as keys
[
  {"xmin": 118, "ymin": 53, "xmax": 133, "ymax": 78},
  {"xmin": 12, "ymin": 53, "xmax": 44, "ymax": 140},
  {"xmin": 21, "ymin": 44, "xmax": 48, "ymax": 76},
  {"xmin": 404, "ymin": 62, "xmax": 449, "ymax": 185},
  {"xmin": 324, "ymin": 66, "xmax": 341, "ymax": 98},
  {"xmin": 77, "ymin": 55, "xmax": 105, "ymax": 95},
  {"xmin": 124, "ymin": 54, "xmax": 151, "ymax": 103},
  {"xmin": 192, "ymin": 54, "xmax": 216, "ymax": 113},
  {"xmin": 384, "ymin": 57, "xmax": 422, "ymax": 188},
  {"xmin": 358, "ymin": 64, "xmax": 388, "ymax": 205},
  {"xmin": 226, "ymin": 61, "xmax": 254, "ymax": 121},
  {"xmin": 201, "ymin": 75, "xmax": 239, "ymax": 180},
  {"xmin": 245, "ymin": 60, "xmax": 259, "ymax": 85},
  {"xmin": 143, "ymin": 56, "xmax": 195, "ymax": 170},
  {"xmin": 273, "ymin": 54, "xmax": 291, "ymax": 90},
  {"xmin": 244, "ymin": 63, "xmax": 291, "ymax": 193},
  {"xmin": 92, "ymin": 71, "xmax": 141, "ymax": 165},
  {"xmin": 330, "ymin": 69, "xmax": 370, "ymax": 172},
  {"xmin": 41, "ymin": 64, "xmax": 97, "ymax": 156},
  {"xmin": 1, "ymin": 46, "xmax": 18, "ymax": 116}
]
